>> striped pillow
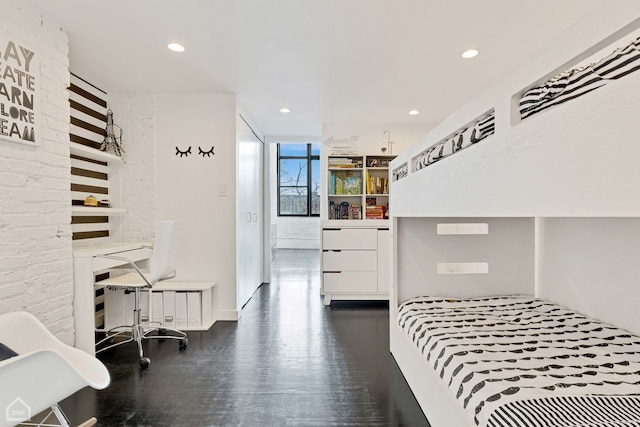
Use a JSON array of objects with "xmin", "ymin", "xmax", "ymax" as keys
[
  {"xmin": 520, "ymin": 36, "xmax": 640, "ymax": 120},
  {"xmin": 452, "ymin": 131, "xmax": 466, "ymax": 151},
  {"xmin": 594, "ymin": 35, "xmax": 640, "ymax": 81},
  {"xmin": 470, "ymin": 113, "xmax": 495, "ymax": 143},
  {"xmin": 427, "ymin": 143, "xmax": 445, "ymax": 164},
  {"xmin": 441, "ymin": 138, "xmax": 455, "ymax": 157},
  {"xmin": 415, "ymin": 151, "xmax": 428, "ymax": 171},
  {"xmin": 520, "ymin": 65, "xmax": 604, "ymax": 119}
]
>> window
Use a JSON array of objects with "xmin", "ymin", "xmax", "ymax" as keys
[{"xmin": 277, "ymin": 143, "xmax": 320, "ymax": 216}]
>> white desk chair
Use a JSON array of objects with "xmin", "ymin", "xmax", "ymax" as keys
[
  {"xmin": 95, "ymin": 220, "xmax": 188, "ymax": 369},
  {"xmin": 0, "ymin": 311, "xmax": 110, "ymax": 427}
]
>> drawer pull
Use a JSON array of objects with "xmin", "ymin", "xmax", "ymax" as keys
[{"xmin": 324, "ymin": 271, "xmax": 342, "ymax": 274}]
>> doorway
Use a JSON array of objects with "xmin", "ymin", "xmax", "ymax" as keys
[{"xmin": 265, "ymin": 140, "xmax": 322, "ymax": 282}]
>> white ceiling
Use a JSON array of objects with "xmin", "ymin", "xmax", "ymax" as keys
[{"xmin": 26, "ymin": 0, "xmax": 603, "ymax": 136}]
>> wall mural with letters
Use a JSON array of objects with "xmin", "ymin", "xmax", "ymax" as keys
[{"xmin": 0, "ymin": 33, "xmax": 38, "ymax": 145}]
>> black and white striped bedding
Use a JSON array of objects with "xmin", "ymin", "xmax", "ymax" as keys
[
  {"xmin": 398, "ymin": 295, "xmax": 640, "ymax": 426},
  {"xmin": 520, "ymin": 36, "xmax": 640, "ymax": 120},
  {"xmin": 414, "ymin": 112, "xmax": 495, "ymax": 172},
  {"xmin": 470, "ymin": 114, "xmax": 495, "ymax": 144}
]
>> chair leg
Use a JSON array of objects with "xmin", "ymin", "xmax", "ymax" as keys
[
  {"xmin": 134, "ymin": 288, "xmax": 151, "ymax": 369},
  {"xmin": 97, "ymin": 287, "xmax": 186, "ymax": 368},
  {"xmin": 133, "ymin": 289, "xmax": 143, "ymax": 358},
  {"xmin": 142, "ymin": 326, "xmax": 189, "ymax": 350},
  {"xmin": 50, "ymin": 404, "xmax": 70, "ymax": 427},
  {"xmin": 77, "ymin": 418, "xmax": 97, "ymax": 427},
  {"xmin": 17, "ymin": 404, "xmax": 71, "ymax": 427},
  {"xmin": 95, "ymin": 327, "xmax": 135, "ymax": 354},
  {"xmin": 142, "ymin": 325, "xmax": 187, "ymax": 340}
]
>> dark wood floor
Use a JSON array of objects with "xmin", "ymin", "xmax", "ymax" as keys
[{"xmin": 61, "ymin": 249, "xmax": 429, "ymax": 426}]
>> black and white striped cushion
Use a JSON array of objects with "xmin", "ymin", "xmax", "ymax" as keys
[
  {"xmin": 520, "ymin": 65, "xmax": 605, "ymax": 119},
  {"xmin": 594, "ymin": 36, "xmax": 640, "ymax": 81},
  {"xmin": 442, "ymin": 138, "xmax": 455, "ymax": 157},
  {"xmin": 393, "ymin": 162, "xmax": 408, "ymax": 180},
  {"xmin": 415, "ymin": 150, "xmax": 429, "ymax": 171},
  {"xmin": 453, "ymin": 131, "xmax": 468, "ymax": 151},
  {"xmin": 520, "ymin": 36, "xmax": 640, "ymax": 120},
  {"xmin": 470, "ymin": 114, "xmax": 495, "ymax": 143},
  {"xmin": 412, "ymin": 117, "xmax": 490, "ymax": 172},
  {"xmin": 427, "ymin": 142, "xmax": 445, "ymax": 164}
]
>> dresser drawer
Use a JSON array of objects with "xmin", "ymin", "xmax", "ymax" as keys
[
  {"xmin": 323, "ymin": 250, "xmax": 376, "ymax": 272},
  {"xmin": 322, "ymin": 228, "xmax": 377, "ymax": 250},
  {"xmin": 323, "ymin": 271, "xmax": 377, "ymax": 293}
]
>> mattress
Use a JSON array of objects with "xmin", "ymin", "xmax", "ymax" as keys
[{"xmin": 397, "ymin": 295, "xmax": 640, "ymax": 426}]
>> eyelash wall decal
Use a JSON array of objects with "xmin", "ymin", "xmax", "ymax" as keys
[
  {"xmin": 199, "ymin": 146, "xmax": 215, "ymax": 157},
  {"xmin": 175, "ymin": 146, "xmax": 192, "ymax": 157}
]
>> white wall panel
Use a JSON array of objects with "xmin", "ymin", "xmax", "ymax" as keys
[
  {"xmin": 396, "ymin": 217, "xmax": 535, "ymax": 303},
  {"xmin": 154, "ymin": 93, "xmax": 239, "ymax": 319},
  {"xmin": 538, "ymin": 218, "xmax": 640, "ymax": 336}
]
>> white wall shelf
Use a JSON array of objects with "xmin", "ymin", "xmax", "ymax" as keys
[
  {"xmin": 71, "ymin": 206, "xmax": 127, "ymax": 216},
  {"xmin": 70, "ymin": 142, "xmax": 123, "ymax": 163}
]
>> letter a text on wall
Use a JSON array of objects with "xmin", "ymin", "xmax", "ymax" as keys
[{"xmin": 0, "ymin": 32, "xmax": 39, "ymax": 146}]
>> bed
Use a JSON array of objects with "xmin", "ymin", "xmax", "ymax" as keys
[
  {"xmin": 398, "ymin": 295, "xmax": 640, "ymax": 426},
  {"xmin": 389, "ymin": 2, "xmax": 640, "ymax": 426}
]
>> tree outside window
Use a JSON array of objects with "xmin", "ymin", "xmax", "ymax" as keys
[{"xmin": 278, "ymin": 143, "xmax": 320, "ymax": 216}]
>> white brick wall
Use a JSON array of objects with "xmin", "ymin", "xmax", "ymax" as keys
[
  {"xmin": 274, "ymin": 217, "xmax": 321, "ymax": 249},
  {"xmin": 0, "ymin": 2, "xmax": 74, "ymax": 344},
  {"xmin": 109, "ymin": 94, "xmax": 156, "ymax": 242}
]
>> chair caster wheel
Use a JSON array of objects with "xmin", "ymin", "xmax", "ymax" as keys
[
  {"xmin": 140, "ymin": 357, "xmax": 151, "ymax": 369},
  {"xmin": 179, "ymin": 338, "xmax": 188, "ymax": 350}
]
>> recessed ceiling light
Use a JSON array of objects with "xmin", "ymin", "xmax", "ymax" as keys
[
  {"xmin": 168, "ymin": 43, "xmax": 185, "ymax": 52},
  {"xmin": 461, "ymin": 49, "xmax": 479, "ymax": 59},
  {"xmin": 409, "ymin": 110, "xmax": 420, "ymax": 115},
  {"xmin": 279, "ymin": 108, "xmax": 291, "ymax": 113}
]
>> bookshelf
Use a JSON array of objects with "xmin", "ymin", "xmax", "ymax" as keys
[
  {"xmin": 322, "ymin": 153, "xmax": 395, "ymax": 304},
  {"xmin": 327, "ymin": 154, "xmax": 395, "ymax": 220}
]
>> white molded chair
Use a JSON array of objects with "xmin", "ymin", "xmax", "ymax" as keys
[
  {"xmin": 0, "ymin": 311, "xmax": 110, "ymax": 427},
  {"xmin": 94, "ymin": 220, "xmax": 187, "ymax": 369}
]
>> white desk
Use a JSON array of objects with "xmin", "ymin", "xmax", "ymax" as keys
[{"xmin": 72, "ymin": 241, "xmax": 152, "ymax": 355}]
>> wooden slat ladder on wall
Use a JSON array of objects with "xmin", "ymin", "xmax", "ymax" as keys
[{"xmin": 69, "ymin": 73, "xmax": 109, "ymax": 328}]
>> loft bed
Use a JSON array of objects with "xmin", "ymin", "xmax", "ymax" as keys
[{"xmin": 389, "ymin": 3, "xmax": 640, "ymax": 427}]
